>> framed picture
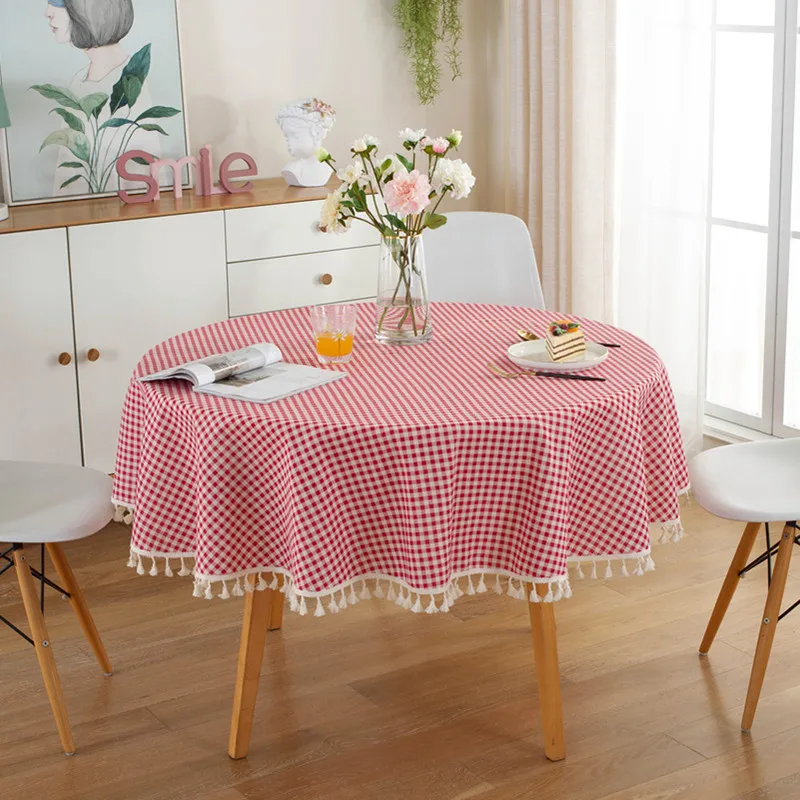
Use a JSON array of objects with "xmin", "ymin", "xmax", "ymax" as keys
[{"xmin": 0, "ymin": 0, "xmax": 190, "ymax": 205}]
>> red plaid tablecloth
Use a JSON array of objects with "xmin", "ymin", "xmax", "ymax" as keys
[{"xmin": 113, "ymin": 303, "xmax": 688, "ymax": 615}]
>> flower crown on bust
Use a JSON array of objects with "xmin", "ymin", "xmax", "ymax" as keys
[{"xmin": 276, "ymin": 97, "xmax": 336, "ymax": 131}]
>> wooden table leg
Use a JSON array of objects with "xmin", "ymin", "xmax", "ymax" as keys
[
  {"xmin": 228, "ymin": 577, "xmax": 271, "ymax": 759},
  {"xmin": 700, "ymin": 522, "xmax": 761, "ymax": 655},
  {"xmin": 742, "ymin": 522, "xmax": 795, "ymax": 732},
  {"xmin": 46, "ymin": 543, "xmax": 113, "ymax": 676},
  {"xmin": 528, "ymin": 583, "xmax": 566, "ymax": 761},
  {"xmin": 13, "ymin": 545, "xmax": 75, "ymax": 756},
  {"xmin": 268, "ymin": 588, "xmax": 285, "ymax": 631}
]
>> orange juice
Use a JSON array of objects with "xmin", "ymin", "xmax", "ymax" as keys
[{"xmin": 315, "ymin": 332, "xmax": 354, "ymax": 359}]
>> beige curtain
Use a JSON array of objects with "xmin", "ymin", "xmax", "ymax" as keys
[{"xmin": 505, "ymin": 0, "xmax": 616, "ymax": 320}]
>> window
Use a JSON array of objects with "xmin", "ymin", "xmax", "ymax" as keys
[{"xmin": 705, "ymin": 0, "xmax": 800, "ymax": 437}]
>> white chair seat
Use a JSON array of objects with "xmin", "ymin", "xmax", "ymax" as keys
[
  {"xmin": 0, "ymin": 461, "xmax": 113, "ymax": 544},
  {"xmin": 689, "ymin": 438, "xmax": 800, "ymax": 523}
]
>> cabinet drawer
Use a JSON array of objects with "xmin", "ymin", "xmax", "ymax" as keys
[
  {"xmin": 228, "ymin": 247, "xmax": 377, "ymax": 317},
  {"xmin": 225, "ymin": 200, "xmax": 378, "ymax": 262}
]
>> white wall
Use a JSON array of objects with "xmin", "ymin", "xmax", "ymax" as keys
[{"xmin": 178, "ymin": 0, "xmax": 505, "ymax": 209}]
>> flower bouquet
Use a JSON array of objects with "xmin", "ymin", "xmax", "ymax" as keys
[{"xmin": 318, "ymin": 128, "xmax": 475, "ymax": 345}]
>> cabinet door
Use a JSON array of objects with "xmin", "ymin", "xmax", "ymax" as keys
[
  {"xmin": 0, "ymin": 229, "xmax": 82, "ymax": 465},
  {"xmin": 69, "ymin": 212, "xmax": 228, "ymax": 472}
]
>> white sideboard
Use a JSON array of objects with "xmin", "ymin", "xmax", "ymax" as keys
[{"xmin": 0, "ymin": 180, "xmax": 378, "ymax": 472}]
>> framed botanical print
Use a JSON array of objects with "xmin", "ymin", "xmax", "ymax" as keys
[{"xmin": 0, "ymin": 0, "xmax": 189, "ymax": 205}]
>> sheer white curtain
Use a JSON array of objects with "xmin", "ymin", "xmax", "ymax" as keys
[
  {"xmin": 615, "ymin": 1, "xmax": 714, "ymax": 457},
  {"xmin": 505, "ymin": 0, "xmax": 616, "ymax": 321}
]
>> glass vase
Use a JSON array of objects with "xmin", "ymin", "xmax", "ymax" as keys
[{"xmin": 375, "ymin": 234, "xmax": 432, "ymax": 345}]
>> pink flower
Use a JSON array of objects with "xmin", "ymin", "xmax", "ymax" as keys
[
  {"xmin": 431, "ymin": 137, "xmax": 449, "ymax": 154},
  {"xmin": 384, "ymin": 170, "xmax": 431, "ymax": 217}
]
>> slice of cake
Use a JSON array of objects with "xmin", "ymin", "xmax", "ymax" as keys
[{"xmin": 546, "ymin": 320, "xmax": 586, "ymax": 362}]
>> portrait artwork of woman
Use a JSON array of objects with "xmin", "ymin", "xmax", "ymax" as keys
[{"xmin": 13, "ymin": 0, "xmax": 182, "ymax": 198}]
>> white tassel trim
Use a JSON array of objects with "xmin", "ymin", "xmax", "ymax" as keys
[{"xmin": 113, "ymin": 504, "xmax": 134, "ymax": 525}]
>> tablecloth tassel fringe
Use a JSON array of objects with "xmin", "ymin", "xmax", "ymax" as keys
[
  {"xmin": 204, "ymin": 583, "xmax": 213, "ymax": 600},
  {"xmin": 425, "ymin": 595, "xmax": 438, "ymax": 614},
  {"xmin": 163, "ymin": 559, "xmax": 173, "ymax": 577},
  {"xmin": 658, "ymin": 520, "xmax": 685, "ymax": 544},
  {"xmin": 298, "ymin": 596, "xmax": 308, "ymax": 616},
  {"xmin": 327, "ymin": 595, "xmax": 340, "ymax": 614},
  {"xmin": 314, "ymin": 598, "xmax": 325, "ymax": 617},
  {"xmin": 604, "ymin": 560, "xmax": 613, "ymax": 579},
  {"xmin": 338, "ymin": 589, "xmax": 348, "ymax": 610},
  {"xmin": 620, "ymin": 560, "xmax": 630, "ymax": 578},
  {"xmin": 232, "ymin": 578, "xmax": 244, "ymax": 597},
  {"xmin": 373, "ymin": 580, "xmax": 385, "ymax": 598},
  {"xmin": 562, "ymin": 579, "xmax": 573, "ymax": 599},
  {"xmin": 543, "ymin": 583, "xmax": 554, "ymax": 603},
  {"xmin": 529, "ymin": 585, "xmax": 542, "ymax": 603},
  {"xmin": 411, "ymin": 593, "xmax": 423, "ymax": 613},
  {"xmin": 127, "ymin": 549, "xmax": 137, "ymax": 569},
  {"xmin": 477, "ymin": 574, "xmax": 487, "ymax": 594},
  {"xmin": 178, "ymin": 558, "xmax": 192, "ymax": 577},
  {"xmin": 402, "ymin": 588, "xmax": 413, "ymax": 610},
  {"xmin": 633, "ymin": 558, "xmax": 644, "ymax": 577},
  {"xmin": 269, "ymin": 574, "xmax": 279, "ymax": 590},
  {"xmin": 193, "ymin": 582, "xmax": 204, "ymax": 598},
  {"xmin": 359, "ymin": 580, "xmax": 371, "ymax": 600},
  {"xmin": 113, "ymin": 504, "xmax": 134, "ymax": 525},
  {"xmin": 256, "ymin": 574, "xmax": 268, "ymax": 591},
  {"xmin": 493, "ymin": 574, "xmax": 503, "ymax": 594},
  {"xmin": 645, "ymin": 555, "xmax": 656, "ymax": 572},
  {"xmin": 148, "ymin": 558, "xmax": 158, "ymax": 577},
  {"xmin": 576, "ymin": 563, "xmax": 585, "ymax": 580},
  {"xmin": 591, "ymin": 561, "xmax": 598, "ymax": 580},
  {"xmin": 386, "ymin": 583, "xmax": 397, "ymax": 602},
  {"xmin": 136, "ymin": 554, "xmax": 144, "ymax": 576},
  {"xmin": 440, "ymin": 593, "xmax": 450, "ymax": 612},
  {"xmin": 218, "ymin": 581, "xmax": 230, "ymax": 600},
  {"xmin": 466, "ymin": 575, "xmax": 476, "ymax": 595},
  {"xmin": 348, "ymin": 584, "xmax": 358, "ymax": 605},
  {"xmin": 552, "ymin": 582, "xmax": 563, "ymax": 602}
]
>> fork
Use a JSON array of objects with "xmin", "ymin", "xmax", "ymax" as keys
[{"xmin": 487, "ymin": 363, "xmax": 606, "ymax": 382}]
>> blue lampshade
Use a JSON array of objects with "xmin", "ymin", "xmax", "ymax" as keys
[{"xmin": 0, "ymin": 85, "xmax": 9, "ymax": 129}]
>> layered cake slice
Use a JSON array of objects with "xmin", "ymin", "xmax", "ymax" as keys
[{"xmin": 546, "ymin": 321, "xmax": 586, "ymax": 362}]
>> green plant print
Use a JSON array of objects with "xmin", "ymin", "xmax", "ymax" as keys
[{"xmin": 31, "ymin": 44, "xmax": 181, "ymax": 194}]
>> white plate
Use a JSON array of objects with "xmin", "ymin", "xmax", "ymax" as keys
[{"xmin": 507, "ymin": 340, "xmax": 609, "ymax": 372}]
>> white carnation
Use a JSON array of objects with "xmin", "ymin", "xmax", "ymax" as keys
[
  {"xmin": 432, "ymin": 158, "xmax": 475, "ymax": 200},
  {"xmin": 337, "ymin": 162, "xmax": 365, "ymax": 185},
  {"xmin": 399, "ymin": 127, "xmax": 426, "ymax": 144},
  {"xmin": 363, "ymin": 134, "xmax": 380, "ymax": 148},
  {"xmin": 352, "ymin": 138, "xmax": 368, "ymax": 153},
  {"xmin": 377, "ymin": 153, "xmax": 407, "ymax": 177},
  {"xmin": 319, "ymin": 190, "xmax": 351, "ymax": 233}
]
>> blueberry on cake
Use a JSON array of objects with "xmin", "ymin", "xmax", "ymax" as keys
[{"xmin": 545, "ymin": 321, "xmax": 586, "ymax": 362}]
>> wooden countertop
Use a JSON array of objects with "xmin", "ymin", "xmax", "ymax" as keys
[{"xmin": 0, "ymin": 177, "xmax": 336, "ymax": 235}]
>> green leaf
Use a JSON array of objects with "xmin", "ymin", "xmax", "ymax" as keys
[
  {"xmin": 91, "ymin": 96, "xmax": 109, "ymax": 120},
  {"xmin": 122, "ymin": 75, "xmax": 143, "ymax": 108},
  {"xmin": 98, "ymin": 117, "xmax": 134, "ymax": 130},
  {"xmin": 132, "ymin": 156, "xmax": 151, "ymax": 166},
  {"xmin": 40, "ymin": 129, "xmax": 90, "ymax": 163},
  {"xmin": 79, "ymin": 92, "xmax": 108, "ymax": 118},
  {"xmin": 124, "ymin": 44, "xmax": 152, "ymax": 85},
  {"xmin": 381, "ymin": 158, "xmax": 394, "ymax": 172},
  {"xmin": 109, "ymin": 78, "xmax": 127, "ymax": 114},
  {"xmin": 50, "ymin": 108, "xmax": 84, "ymax": 133},
  {"xmin": 59, "ymin": 161, "xmax": 84, "ymax": 169},
  {"xmin": 385, "ymin": 213, "xmax": 408, "ymax": 231},
  {"xmin": 30, "ymin": 84, "xmax": 82, "ymax": 112},
  {"xmin": 135, "ymin": 106, "xmax": 181, "ymax": 121},
  {"xmin": 397, "ymin": 153, "xmax": 414, "ymax": 172},
  {"xmin": 59, "ymin": 174, "xmax": 84, "ymax": 190},
  {"xmin": 424, "ymin": 212, "xmax": 447, "ymax": 230},
  {"xmin": 138, "ymin": 122, "xmax": 168, "ymax": 136}
]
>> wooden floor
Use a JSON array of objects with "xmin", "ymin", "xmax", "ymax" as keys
[{"xmin": 3, "ymin": 503, "xmax": 800, "ymax": 799}]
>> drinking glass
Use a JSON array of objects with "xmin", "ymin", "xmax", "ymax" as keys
[{"xmin": 309, "ymin": 304, "xmax": 357, "ymax": 364}]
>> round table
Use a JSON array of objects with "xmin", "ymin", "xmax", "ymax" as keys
[{"xmin": 112, "ymin": 302, "xmax": 688, "ymax": 761}]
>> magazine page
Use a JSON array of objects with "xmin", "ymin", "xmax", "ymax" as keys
[
  {"xmin": 195, "ymin": 362, "xmax": 345, "ymax": 404},
  {"xmin": 140, "ymin": 343, "xmax": 283, "ymax": 387}
]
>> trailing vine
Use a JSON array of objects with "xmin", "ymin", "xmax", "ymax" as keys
[{"xmin": 394, "ymin": 0, "xmax": 464, "ymax": 105}]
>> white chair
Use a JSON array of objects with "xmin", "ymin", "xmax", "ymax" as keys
[
  {"xmin": 689, "ymin": 438, "xmax": 800, "ymax": 731},
  {"xmin": 424, "ymin": 211, "xmax": 546, "ymax": 308},
  {"xmin": 0, "ymin": 461, "xmax": 114, "ymax": 755}
]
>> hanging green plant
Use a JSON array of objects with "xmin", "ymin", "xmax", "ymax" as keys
[{"xmin": 394, "ymin": 0, "xmax": 464, "ymax": 106}]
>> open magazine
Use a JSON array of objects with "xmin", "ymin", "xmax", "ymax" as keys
[{"xmin": 140, "ymin": 343, "xmax": 345, "ymax": 404}]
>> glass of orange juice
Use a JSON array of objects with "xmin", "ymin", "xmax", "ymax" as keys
[{"xmin": 310, "ymin": 304, "xmax": 357, "ymax": 365}]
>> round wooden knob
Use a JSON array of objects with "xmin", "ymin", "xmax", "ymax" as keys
[
  {"xmin": 57, "ymin": 352, "xmax": 72, "ymax": 366},
  {"xmin": 87, "ymin": 348, "xmax": 100, "ymax": 362},
  {"xmin": 320, "ymin": 273, "xmax": 333, "ymax": 286}
]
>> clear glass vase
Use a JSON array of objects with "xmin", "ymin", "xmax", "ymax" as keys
[{"xmin": 375, "ymin": 234, "xmax": 432, "ymax": 345}]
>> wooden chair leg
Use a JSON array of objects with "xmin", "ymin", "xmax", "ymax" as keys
[
  {"xmin": 13, "ymin": 545, "xmax": 75, "ymax": 756},
  {"xmin": 700, "ymin": 522, "xmax": 762, "ymax": 655},
  {"xmin": 267, "ymin": 586, "xmax": 284, "ymax": 631},
  {"xmin": 46, "ymin": 543, "xmax": 113, "ymax": 676},
  {"xmin": 528, "ymin": 583, "xmax": 566, "ymax": 761},
  {"xmin": 228, "ymin": 577, "xmax": 271, "ymax": 759},
  {"xmin": 742, "ymin": 522, "xmax": 795, "ymax": 732}
]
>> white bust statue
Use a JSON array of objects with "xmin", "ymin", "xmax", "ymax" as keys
[{"xmin": 276, "ymin": 98, "xmax": 336, "ymax": 187}]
